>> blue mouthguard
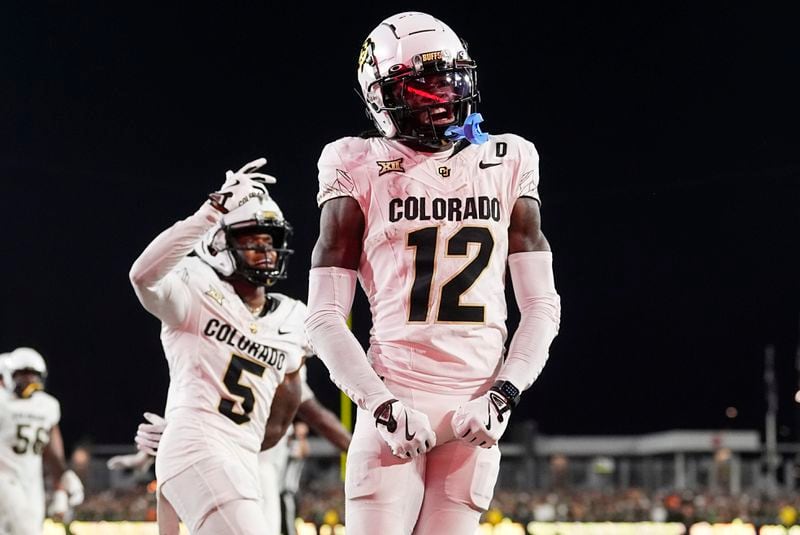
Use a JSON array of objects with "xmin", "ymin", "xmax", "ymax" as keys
[{"xmin": 444, "ymin": 113, "xmax": 489, "ymax": 145}]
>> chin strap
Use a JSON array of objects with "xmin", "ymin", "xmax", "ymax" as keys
[
  {"xmin": 444, "ymin": 113, "xmax": 489, "ymax": 144},
  {"xmin": 17, "ymin": 382, "xmax": 43, "ymax": 399}
]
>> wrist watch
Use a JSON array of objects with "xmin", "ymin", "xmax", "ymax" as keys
[{"xmin": 490, "ymin": 380, "xmax": 521, "ymax": 409}]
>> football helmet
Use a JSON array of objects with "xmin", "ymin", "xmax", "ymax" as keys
[
  {"xmin": 196, "ymin": 194, "xmax": 293, "ymax": 286},
  {"xmin": 8, "ymin": 347, "xmax": 47, "ymax": 398},
  {"xmin": 357, "ymin": 12, "xmax": 479, "ymax": 144}
]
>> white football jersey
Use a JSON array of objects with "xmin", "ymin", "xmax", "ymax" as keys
[
  {"xmin": 317, "ymin": 134, "xmax": 540, "ymax": 394},
  {"xmin": 1, "ymin": 391, "xmax": 60, "ymax": 516},
  {"xmin": 155, "ymin": 257, "xmax": 308, "ymax": 480},
  {"xmin": 0, "ymin": 389, "xmax": 22, "ymax": 480}
]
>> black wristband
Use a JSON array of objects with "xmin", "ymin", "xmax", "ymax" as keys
[{"xmin": 490, "ymin": 380, "xmax": 521, "ymax": 409}]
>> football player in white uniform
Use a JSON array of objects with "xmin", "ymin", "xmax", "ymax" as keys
[
  {"xmin": 129, "ymin": 158, "xmax": 307, "ymax": 535},
  {"xmin": 305, "ymin": 12, "xmax": 561, "ymax": 535},
  {"xmin": 111, "ymin": 362, "xmax": 352, "ymax": 535},
  {"xmin": 0, "ymin": 347, "xmax": 84, "ymax": 534},
  {"xmin": 0, "ymin": 352, "xmax": 32, "ymax": 535}
]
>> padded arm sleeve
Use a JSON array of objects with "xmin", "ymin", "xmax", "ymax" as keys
[
  {"xmin": 129, "ymin": 203, "xmax": 221, "ymax": 326},
  {"xmin": 497, "ymin": 251, "xmax": 561, "ymax": 390},
  {"xmin": 299, "ymin": 365, "xmax": 315, "ymax": 404},
  {"xmin": 304, "ymin": 267, "xmax": 394, "ymax": 412}
]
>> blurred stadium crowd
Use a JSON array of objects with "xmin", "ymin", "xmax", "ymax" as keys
[
  {"xmin": 67, "ymin": 467, "xmax": 800, "ymax": 530},
  {"xmin": 47, "ymin": 425, "xmax": 800, "ymax": 533}
]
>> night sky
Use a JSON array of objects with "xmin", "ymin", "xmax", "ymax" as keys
[{"xmin": 2, "ymin": 4, "xmax": 798, "ymax": 451}]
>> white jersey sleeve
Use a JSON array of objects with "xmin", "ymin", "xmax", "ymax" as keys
[
  {"xmin": 129, "ymin": 203, "xmax": 221, "ymax": 326},
  {"xmin": 298, "ymin": 364, "xmax": 314, "ymax": 404},
  {"xmin": 52, "ymin": 395, "xmax": 61, "ymax": 425},
  {"xmin": 507, "ymin": 134, "xmax": 541, "ymax": 205},
  {"xmin": 316, "ymin": 139, "xmax": 361, "ymax": 206},
  {"xmin": 266, "ymin": 295, "xmax": 312, "ymax": 375}
]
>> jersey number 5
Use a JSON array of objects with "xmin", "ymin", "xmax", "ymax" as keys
[
  {"xmin": 218, "ymin": 354, "xmax": 266, "ymax": 425},
  {"xmin": 407, "ymin": 226, "xmax": 494, "ymax": 323}
]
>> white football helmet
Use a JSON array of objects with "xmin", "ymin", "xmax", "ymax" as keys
[
  {"xmin": 357, "ymin": 11, "xmax": 479, "ymax": 143},
  {"xmin": 8, "ymin": 347, "xmax": 47, "ymax": 377},
  {"xmin": 195, "ymin": 194, "xmax": 293, "ymax": 286},
  {"xmin": 8, "ymin": 347, "xmax": 47, "ymax": 397}
]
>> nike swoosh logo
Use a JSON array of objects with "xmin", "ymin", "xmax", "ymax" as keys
[
  {"xmin": 479, "ymin": 161, "xmax": 501, "ymax": 169},
  {"xmin": 278, "ymin": 329, "xmax": 292, "ymax": 335},
  {"xmin": 404, "ymin": 414, "xmax": 416, "ymax": 441}
]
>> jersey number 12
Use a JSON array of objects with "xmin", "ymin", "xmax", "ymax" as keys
[{"xmin": 407, "ymin": 225, "xmax": 494, "ymax": 323}]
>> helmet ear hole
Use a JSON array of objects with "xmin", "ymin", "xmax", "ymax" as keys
[{"xmin": 208, "ymin": 229, "xmax": 226, "ymax": 256}]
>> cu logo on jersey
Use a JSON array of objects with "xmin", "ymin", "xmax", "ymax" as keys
[{"xmin": 438, "ymin": 166, "xmax": 451, "ymax": 178}]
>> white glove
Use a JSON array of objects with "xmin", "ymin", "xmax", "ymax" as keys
[
  {"xmin": 208, "ymin": 157, "xmax": 277, "ymax": 213},
  {"xmin": 373, "ymin": 399, "xmax": 436, "ymax": 459},
  {"xmin": 451, "ymin": 389, "xmax": 513, "ymax": 448},
  {"xmin": 49, "ymin": 489, "xmax": 69, "ymax": 519},
  {"xmin": 60, "ymin": 469, "xmax": 84, "ymax": 507},
  {"xmin": 134, "ymin": 412, "xmax": 166, "ymax": 456},
  {"xmin": 107, "ymin": 450, "xmax": 155, "ymax": 473}
]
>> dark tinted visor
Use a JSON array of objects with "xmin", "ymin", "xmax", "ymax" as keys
[{"xmin": 385, "ymin": 69, "xmax": 475, "ymax": 110}]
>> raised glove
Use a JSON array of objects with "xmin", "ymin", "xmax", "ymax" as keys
[
  {"xmin": 134, "ymin": 412, "xmax": 166, "ymax": 456},
  {"xmin": 451, "ymin": 388, "xmax": 513, "ymax": 448},
  {"xmin": 208, "ymin": 157, "xmax": 277, "ymax": 213},
  {"xmin": 373, "ymin": 399, "xmax": 436, "ymax": 459}
]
